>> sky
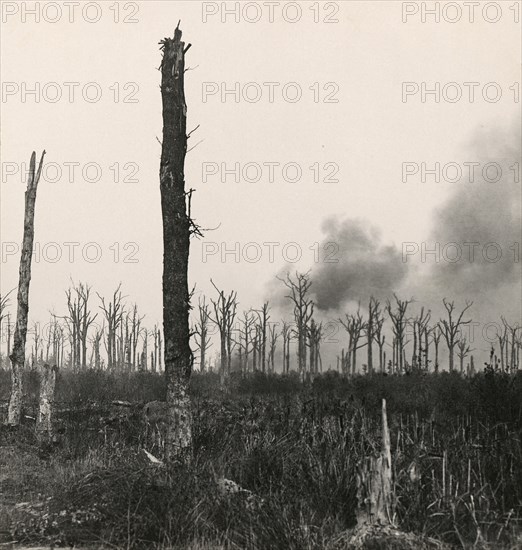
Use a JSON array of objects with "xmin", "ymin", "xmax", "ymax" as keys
[{"xmin": 1, "ymin": 1, "xmax": 521, "ymax": 368}]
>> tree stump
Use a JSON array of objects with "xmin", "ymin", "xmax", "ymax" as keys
[
  {"xmin": 37, "ymin": 363, "xmax": 57, "ymax": 442},
  {"xmin": 356, "ymin": 398, "xmax": 394, "ymax": 527},
  {"xmin": 328, "ymin": 399, "xmax": 448, "ymax": 549}
]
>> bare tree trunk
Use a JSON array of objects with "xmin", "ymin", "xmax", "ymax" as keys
[
  {"xmin": 142, "ymin": 331, "xmax": 148, "ymax": 371},
  {"xmin": 412, "ymin": 322, "xmax": 417, "ymax": 368},
  {"xmin": 219, "ymin": 328, "xmax": 227, "ymax": 385},
  {"xmin": 286, "ymin": 338, "xmax": 290, "ymax": 374},
  {"xmin": 356, "ymin": 399, "xmax": 393, "ymax": 526},
  {"xmin": 424, "ymin": 328, "xmax": 429, "ymax": 371},
  {"xmin": 7, "ymin": 313, "xmax": 11, "ymax": 370},
  {"xmin": 8, "ymin": 151, "xmax": 45, "ymax": 426},
  {"xmin": 158, "ymin": 330, "xmax": 162, "ymax": 371},
  {"xmin": 160, "ymin": 26, "xmax": 193, "ymax": 463},
  {"xmin": 37, "ymin": 363, "xmax": 57, "ymax": 442}
]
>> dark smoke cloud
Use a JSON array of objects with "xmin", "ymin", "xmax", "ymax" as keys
[
  {"xmin": 426, "ymin": 124, "xmax": 521, "ymax": 297},
  {"xmin": 404, "ymin": 122, "xmax": 522, "ymax": 333},
  {"xmin": 266, "ymin": 122, "xmax": 521, "ymax": 335},
  {"xmin": 311, "ymin": 217, "xmax": 408, "ymax": 312}
]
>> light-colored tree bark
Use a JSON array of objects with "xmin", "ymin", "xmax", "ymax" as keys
[
  {"xmin": 8, "ymin": 151, "xmax": 45, "ymax": 426},
  {"xmin": 356, "ymin": 399, "xmax": 394, "ymax": 526},
  {"xmin": 37, "ymin": 363, "xmax": 57, "ymax": 442}
]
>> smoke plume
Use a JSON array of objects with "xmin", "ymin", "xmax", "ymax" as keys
[{"xmin": 311, "ymin": 217, "xmax": 408, "ymax": 312}]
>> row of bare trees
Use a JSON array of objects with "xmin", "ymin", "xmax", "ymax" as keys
[
  {"xmin": 191, "ymin": 272, "xmax": 322, "ymax": 383},
  {"xmin": 1, "ymin": 282, "xmax": 163, "ymax": 373},
  {"xmin": 2, "ymin": 275, "xmax": 521, "ymax": 380},
  {"xmin": 189, "ymin": 272, "xmax": 521, "ymax": 381}
]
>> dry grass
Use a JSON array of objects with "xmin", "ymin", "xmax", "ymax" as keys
[{"xmin": 0, "ymin": 369, "xmax": 521, "ymax": 549}]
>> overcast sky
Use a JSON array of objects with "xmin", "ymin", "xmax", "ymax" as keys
[{"xmin": 1, "ymin": 1, "xmax": 520, "ymax": 364}]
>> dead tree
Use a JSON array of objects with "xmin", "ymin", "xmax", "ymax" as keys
[
  {"xmin": 439, "ymin": 298, "xmax": 473, "ymax": 372},
  {"xmin": 128, "ymin": 304, "xmax": 145, "ymax": 370},
  {"xmin": 98, "ymin": 284, "xmax": 125, "ymax": 371},
  {"xmin": 281, "ymin": 320, "xmax": 292, "ymax": 374},
  {"xmin": 339, "ymin": 306, "xmax": 367, "ymax": 375},
  {"xmin": 37, "ymin": 363, "xmax": 57, "ymax": 442},
  {"xmin": 1, "ymin": 291, "xmax": 13, "ymax": 368},
  {"xmin": 65, "ymin": 286, "xmax": 80, "ymax": 369},
  {"xmin": 45, "ymin": 316, "xmax": 52, "ymax": 363},
  {"xmin": 254, "ymin": 302, "xmax": 270, "ymax": 373},
  {"xmin": 366, "ymin": 297, "xmax": 380, "ymax": 374},
  {"xmin": 307, "ymin": 319, "xmax": 322, "ymax": 378},
  {"xmin": 372, "ymin": 308, "xmax": 386, "ymax": 373},
  {"xmin": 194, "ymin": 297, "xmax": 212, "ymax": 372},
  {"xmin": 277, "ymin": 271, "xmax": 314, "ymax": 380},
  {"xmin": 423, "ymin": 323, "xmax": 432, "ymax": 371},
  {"xmin": 151, "ymin": 324, "xmax": 162, "ymax": 372},
  {"xmin": 267, "ymin": 322, "xmax": 280, "ymax": 373},
  {"xmin": 122, "ymin": 314, "xmax": 130, "ymax": 370},
  {"xmin": 79, "ymin": 284, "xmax": 97, "ymax": 369},
  {"xmin": 32, "ymin": 321, "xmax": 41, "ymax": 368},
  {"xmin": 141, "ymin": 329, "xmax": 148, "ymax": 371},
  {"xmin": 238, "ymin": 310, "xmax": 255, "ymax": 374},
  {"xmin": 431, "ymin": 325, "xmax": 441, "ymax": 373},
  {"xmin": 496, "ymin": 321, "xmax": 508, "ymax": 372},
  {"xmin": 210, "ymin": 281, "xmax": 238, "ymax": 384},
  {"xmin": 90, "ymin": 322, "xmax": 104, "ymax": 370},
  {"xmin": 386, "ymin": 294, "xmax": 411, "ymax": 374},
  {"xmin": 501, "ymin": 317, "xmax": 520, "ymax": 372},
  {"xmin": 225, "ymin": 299, "xmax": 238, "ymax": 377},
  {"xmin": 65, "ymin": 282, "xmax": 97, "ymax": 370},
  {"xmin": 456, "ymin": 337, "xmax": 472, "ymax": 375},
  {"xmin": 252, "ymin": 323, "xmax": 259, "ymax": 371},
  {"xmin": 0, "ymin": 291, "xmax": 12, "ymax": 326},
  {"xmin": 410, "ymin": 307, "xmax": 431, "ymax": 371},
  {"xmin": 48, "ymin": 314, "xmax": 64, "ymax": 368},
  {"xmin": 160, "ymin": 24, "xmax": 194, "ymax": 462},
  {"xmin": 8, "ymin": 151, "xmax": 45, "ymax": 426}
]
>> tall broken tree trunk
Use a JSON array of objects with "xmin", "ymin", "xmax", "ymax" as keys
[
  {"xmin": 356, "ymin": 399, "xmax": 394, "ymax": 527},
  {"xmin": 8, "ymin": 151, "xmax": 45, "ymax": 426},
  {"xmin": 160, "ymin": 25, "xmax": 193, "ymax": 463},
  {"xmin": 37, "ymin": 363, "xmax": 57, "ymax": 442}
]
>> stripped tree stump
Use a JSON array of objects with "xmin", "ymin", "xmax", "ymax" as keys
[
  {"xmin": 37, "ymin": 363, "xmax": 57, "ymax": 442},
  {"xmin": 328, "ymin": 399, "xmax": 449, "ymax": 549},
  {"xmin": 356, "ymin": 398, "xmax": 394, "ymax": 527}
]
